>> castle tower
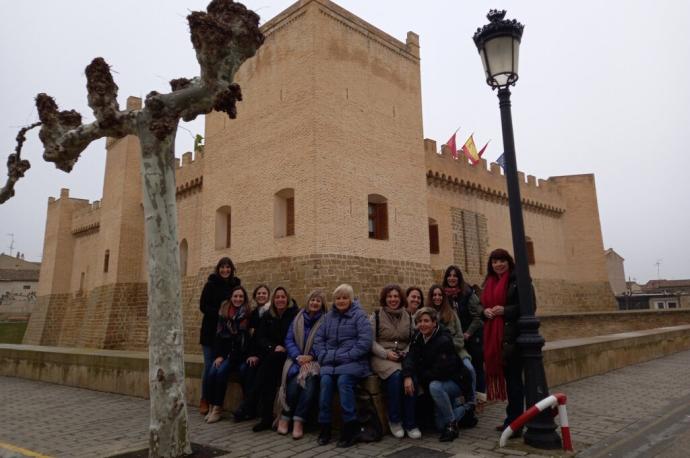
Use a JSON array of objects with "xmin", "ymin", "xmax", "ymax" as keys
[{"xmin": 201, "ymin": 0, "xmax": 431, "ymax": 304}]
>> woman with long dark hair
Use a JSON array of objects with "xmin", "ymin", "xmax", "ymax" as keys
[
  {"xmin": 204, "ymin": 285, "xmax": 251, "ymax": 423},
  {"xmin": 443, "ymin": 265, "xmax": 486, "ymax": 405},
  {"xmin": 427, "ymin": 285, "xmax": 477, "ymax": 424},
  {"xmin": 405, "ymin": 286, "xmax": 424, "ymax": 316},
  {"xmin": 481, "ymin": 248, "xmax": 524, "ymax": 432},
  {"xmin": 198, "ymin": 257, "xmax": 241, "ymax": 416},
  {"xmin": 249, "ymin": 286, "xmax": 299, "ymax": 432}
]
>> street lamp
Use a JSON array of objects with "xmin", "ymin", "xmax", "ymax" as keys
[{"xmin": 473, "ymin": 10, "xmax": 562, "ymax": 449}]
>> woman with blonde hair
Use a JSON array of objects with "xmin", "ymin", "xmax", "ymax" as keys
[{"xmin": 314, "ymin": 284, "xmax": 372, "ymax": 447}]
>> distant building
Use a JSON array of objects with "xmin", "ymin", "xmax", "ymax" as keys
[
  {"xmin": 605, "ymin": 248, "xmax": 626, "ymax": 295},
  {"xmin": 0, "ymin": 253, "xmax": 40, "ymax": 306},
  {"xmin": 618, "ymin": 279, "xmax": 690, "ymax": 310}
]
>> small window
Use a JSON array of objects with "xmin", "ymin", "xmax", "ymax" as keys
[
  {"xmin": 179, "ymin": 239, "xmax": 188, "ymax": 277},
  {"xmin": 668, "ymin": 302, "xmax": 677, "ymax": 309},
  {"xmin": 215, "ymin": 206, "xmax": 232, "ymax": 249},
  {"xmin": 525, "ymin": 237, "xmax": 535, "ymax": 265},
  {"xmin": 428, "ymin": 218, "xmax": 440, "ymax": 254},
  {"xmin": 79, "ymin": 272, "xmax": 85, "ymax": 292},
  {"xmin": 655, "ymin": 301, "xmax": 665, "ymax": 309},
  {"xmin": 23, "ymin": 285, "xmax": 31, "ymax": 290},
  {"xmin": 274, "ymin": 188, "xmax": 295, "ymax": 238},
  {"xmin": 368, "ymin": 194, "xmax": 388, "ymax": 240},
  {"xmin": 103, "ymin": 249, "xmax": 110, "ymax": 273}
]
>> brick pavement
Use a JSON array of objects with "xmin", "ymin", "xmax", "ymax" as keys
[{"xmin": 2, "ymin": 349, "xmax": 690, "ymax": 458}]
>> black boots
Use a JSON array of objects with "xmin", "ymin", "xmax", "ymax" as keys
[
  {"xmin": 337, "ymin": 420, "xmax": 361, "ymax": 448},
  {"xmin": 439, "ymin": 422, "xmax": 459, "ymax": 442},
  {"xmin": 317, "ymin": 423, "xmax": 332, "ymax": 445}
]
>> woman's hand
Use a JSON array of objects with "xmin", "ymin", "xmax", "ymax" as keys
[
  {"xmin": 213, "ymin": 356, "xmax": 224, "ymax": 368},
  {"xmin": 492, "ymin": 305, "xmax": 505, "ymax": 316},
  {"xmin": 484, "ymin": 308, "xmax": 494, "ymax": 319},
  {"xmin": 275, "ymin": 345, "xmax": 286, "ymax": 353},
  {"xmin": 296, "ymin": 355, "xmax": 313, "ymax": 366},
  {"xmin": 386, "ymin": 350, "xmax": 401, "ymax": 362},
  {"xmin": 404, "ymin": 377, "xmax": 415, "ymax": 396},
  {"xmin": 246, "ymin": 356, "xmax": 259, "ymax": 367},
  {"xmin": 463, "ymin": 332, "xmax": 471, "ymax": 340}
]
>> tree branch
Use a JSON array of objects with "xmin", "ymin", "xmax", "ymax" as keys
[
  {"xmin": 36, "ymin": 58, "xmax": 138, "ymax": 174},
  {"xmin": 0, "ymin": 122, "xmax": 41, "ymax": 204}
]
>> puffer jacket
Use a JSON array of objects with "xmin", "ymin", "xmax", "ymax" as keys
[
  {"xmin": 314, "ymin": 300, "xmax": 372, "ymax": 378},
  {"xmin": 199, "ymin": 273, "xmax": 241, "ymax": 346}
]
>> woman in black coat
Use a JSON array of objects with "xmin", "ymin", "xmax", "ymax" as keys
[
  {"xmin": 198, "ymin": 257, "xmax": 241, "ymax": 415},
  {"xmin": 402, "ymin": 307, "xmax": 473, "ymax": 443},
  {"xmin": 247, "ymin": 286, "xmax": 299, "ymax": 432}
]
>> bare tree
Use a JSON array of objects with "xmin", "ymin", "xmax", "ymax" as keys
[{"xmin": 0, "ymin": 1, "xmax": 264, "ymax": 456}]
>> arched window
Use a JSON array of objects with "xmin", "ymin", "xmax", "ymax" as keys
[
  {"xmin": 368, "ymin": 194, "xmax": 388, "ymax": 240},
  {"xmin": 103, "ymin": 249, "xmax": 110, "ymax": 273},
  {"xmin": 428, "ymin": 218, "xmax": 439, "ymax": 254},
  {"xmin": 179, "ymin": 239, "xmax": 188, "ymax": 277},
  {"xmin": 525, "ymin": 236, "xmax": 535, "ymax": 265},
  {"xmin": 215, "ymin": 206, "xmax": 232, "ymax": 249},
  {"xmin": 274, "ymin": 188, "xmax": 295, "ymax": 238}
]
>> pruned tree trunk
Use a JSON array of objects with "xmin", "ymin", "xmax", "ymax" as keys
[
  {"xmin": 137, "ymin": 121, "xmax": 190, "ymax": 456},
  {"xmin": 1, "ymin": 1, "xmax": 264, "ymax": 456}
]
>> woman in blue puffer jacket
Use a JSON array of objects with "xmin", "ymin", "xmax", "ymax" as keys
[{"xmin": 314, "ymin": 284, "xmax": 373, "ymax": 448}]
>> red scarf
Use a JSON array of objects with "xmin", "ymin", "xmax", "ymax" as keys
[{"xmin": 481, "ymin": 272, "xmax": 510, "ymax": 401}]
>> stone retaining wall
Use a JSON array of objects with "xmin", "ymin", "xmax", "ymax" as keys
[{"xmin": 4, "ymin": 325, "xmax": 690, "ymax": 412}]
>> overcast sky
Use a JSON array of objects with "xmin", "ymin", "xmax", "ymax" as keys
[{"xmin": 1, "ymin": 0, "xmax": 688, "ymax": 283}]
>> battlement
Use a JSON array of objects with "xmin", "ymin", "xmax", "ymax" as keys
[
  {"xmin": 424, "ymin": 138, "xmax": 567, "ymax": 216},
  {"xmin": 175, "ymin": 150, "xmax": 204, "ymax": 198}
]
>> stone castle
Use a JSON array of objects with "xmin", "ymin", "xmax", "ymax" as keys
[{"xmin": 23, "ymin": 0, "xmax": 616, "ymax": 353}]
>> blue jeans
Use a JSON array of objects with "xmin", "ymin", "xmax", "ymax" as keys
[
  {"xmin": 282, "ymin": 374, "xmax": 319, "ymax": 422},
  {"xmin": 462, "ymin": 357, "xmax": 477, "ymax": 404},
  {"xmin": 201, "ymin": 345, "xmax": 215, "ymax": 400},
  {"xmin": 384, "ymin": 371, "xmax": 417, "ymax": 430},
  {"xmin": 428, "ymin": 380, "xmax": 471, "ymax": 430},
  {"xmin": 318, "ymin": 374, "xmax": 360, "ymax": 424},
  {"xmin": 204, "ymin": 358, "xmax": 242, "ymax": 406}
]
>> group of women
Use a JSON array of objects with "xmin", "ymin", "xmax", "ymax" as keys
[{"xmin": 198, "ymin": 248, "xmax": 526, "ymax": 446}]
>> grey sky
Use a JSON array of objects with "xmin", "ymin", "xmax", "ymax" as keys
[{"xmin": 1, "ymin": 0, "xmax": 688, "ymax": 283}]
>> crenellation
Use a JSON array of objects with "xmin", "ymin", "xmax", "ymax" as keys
[
  {"xmin": 518, "ymin": 171, "xmax": 526, "ymax": 183},
  {"xmin": 489, "ymin": 162, "xmax": 501, "ymax": 175},
  {"xmin": 527, "ymin": 175, "xmax": 536, "ymax": 187}
]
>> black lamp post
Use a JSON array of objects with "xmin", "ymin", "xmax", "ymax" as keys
[{"xmin": 473, "ymin": 10, "xmax": 562, "ymax": 449}]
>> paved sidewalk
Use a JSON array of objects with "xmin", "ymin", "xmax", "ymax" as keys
[{"xmin": 2, "ymin": 349, "xmax": 690, "ymax": 458}]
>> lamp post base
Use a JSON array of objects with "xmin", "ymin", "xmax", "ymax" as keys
[{"xmin": 524, "ymin": 414, "xmax": 564, "ymax": 449}]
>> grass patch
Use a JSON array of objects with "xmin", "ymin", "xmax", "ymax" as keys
[{"xmin": 0, "ymin": 321, "xmax": 28, "ymax": 344}]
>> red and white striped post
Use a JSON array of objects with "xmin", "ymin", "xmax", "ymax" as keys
[{"xmin": 499, "ymin": 393, "xmax": 573, "ymax": 452}]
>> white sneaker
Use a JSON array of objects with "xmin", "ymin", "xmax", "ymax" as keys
[
  {"xmin": 406, "ymin": 427, "xmax": 422, "ymax": 439},
  {"xmin": 389, "ymin": 421, "xmax": 404, "ymax": 439}
]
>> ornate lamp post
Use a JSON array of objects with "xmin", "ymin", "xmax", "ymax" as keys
[{"xmin": 473, "ymin": 10, "xmax": 562, "ymax": 449}]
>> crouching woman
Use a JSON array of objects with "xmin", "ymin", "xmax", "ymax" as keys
[
  {"xmin": 314, "ymin": 284, "xmax": 373, "ymax": 448},
  {"xmin": 402, "ymin": 307, "xmax": 472, "ymax": 442}
]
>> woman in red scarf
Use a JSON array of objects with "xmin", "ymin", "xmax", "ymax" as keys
[{"xmin": 480, "ymin": 249, "xmax": 525, "ymax": 433}]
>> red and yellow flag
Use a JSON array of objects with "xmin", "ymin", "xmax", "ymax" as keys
[{"xmin": 462, "ymin": 134, "xmax": 490, "ymax": 165}]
